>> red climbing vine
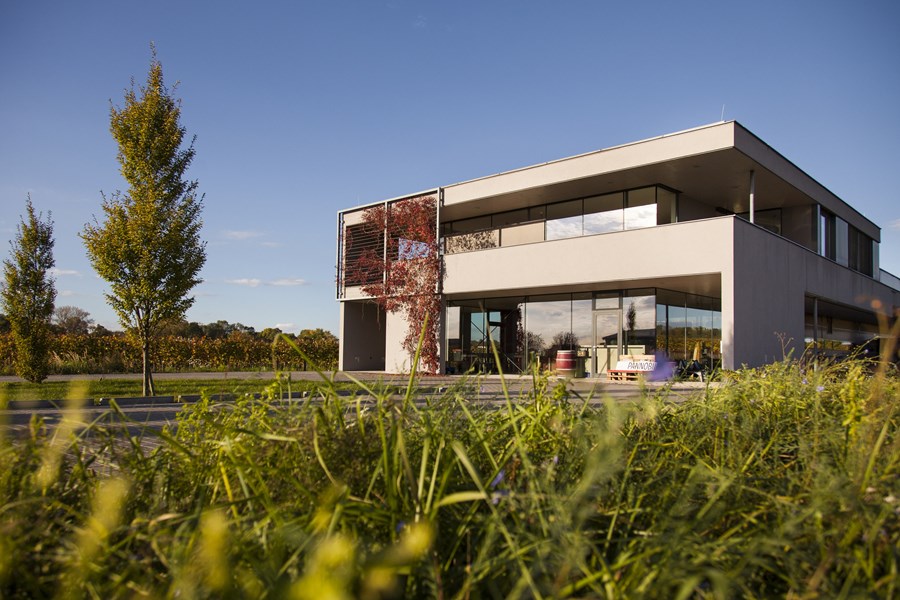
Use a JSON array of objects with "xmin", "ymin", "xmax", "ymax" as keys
[{"xmin": 346, "ymin": 195, "xmax": 442, "ymax": 373}]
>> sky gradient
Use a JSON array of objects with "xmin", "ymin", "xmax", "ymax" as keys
[{"xmin": 2, "ymin": 1, "xmax": 899, "ymax": 335}]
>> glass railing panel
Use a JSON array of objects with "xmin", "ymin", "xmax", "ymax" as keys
[
  {"xmin": 501, "ymin": 221, "xmax": 544, "ymax": 246},
  {"xmin": 444, "ymin": 229, "xmax": 499, "ymax": 254},
  {"xmin": 546, "ymin": 215, "xmax": 582, "ymax": 240},
  {"xmin": 624, "ymin": 204, "xmax": 656, "ymax": 230},
  {"xmin": 584, "ymin": 209, "xmax": 622, "ymax": 234}
]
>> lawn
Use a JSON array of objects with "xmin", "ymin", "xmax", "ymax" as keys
[
  {"xmin": 1, "ymin": 357, "xmax": 897, "ymax": 598},
  {"xmin": 0, "ymin": 376, "xmax": 321, "ymax": 403}
]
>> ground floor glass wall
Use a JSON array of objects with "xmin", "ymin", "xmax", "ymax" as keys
[
  {"xmin": 655, "ymin": 290, "xmax": 722, "ymax": 367},
  {"xmin": 444, "ymin": 288, "xmax": 721, "ymax": 375},
  {"xmin": 804, "ymin": 297, "xmax": 880, "ymax": 359}
]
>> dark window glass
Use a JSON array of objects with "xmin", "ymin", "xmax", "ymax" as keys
[{"xmin": 492, "ymin": 209, "xmax": 529, "ymax": 228}]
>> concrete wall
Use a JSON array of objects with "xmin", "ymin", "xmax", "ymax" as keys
[
  {"xmin": 385, "ymin": 310, "xmax": 412, "ymax": 373},
  {"xmin": 729, "ymin": 222, "xmax": 807, "ymax": 366},
  {"xmin": 678, "ymin": 196, "xmax": 718, "ymax": 222},
  {"xmin": 730, "ymin": 218, "xmax": 900, "ymax": 367},
  {"xmin": 339, "ymin": 301, "xmax": 429, "ymax": 373},
  {"xmin": 339, "ymin": 301, "xmax": 386, "ymax": 371},
  {"xmin": 443, "ymin": 217, "xmax": 734, "ymax": 297}
]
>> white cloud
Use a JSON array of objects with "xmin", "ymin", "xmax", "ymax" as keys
[
  {"xmin": 275, "ymin": 322, "xmax": 295, "ymax": 330},
  {"xmin": 889, "ymin": 219, "xmax": 900, "ymax": 231},
  {"xmin": 223, "ymin": 230, "xmax": 263, "ymax": 240},
  {"xmin": 260, "ymin": 241, "xmax": 283, "ymax": 248},
  {"xmin": 51, "ymin": 268, "xmax": 81, "ymax": 277},
  {"xmin": 270, "ymin": 278, "xmax": 307, "ymax": 287},
  {"xmin": 225, "ymin": 277, "xmax": 306, "ymax": 288},
  {"xmin": 59, "ymin": 289, "xmax": 76, "ymax": 297},
  {"xmin": 225, "ymin": 278, "xmax": 262, "ymax": 287}
]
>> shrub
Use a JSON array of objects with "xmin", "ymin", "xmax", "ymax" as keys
[{"xmin": 0, "ymin": 357, "xmax": 897, "ymax": 597}]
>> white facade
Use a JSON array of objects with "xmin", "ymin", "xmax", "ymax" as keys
[{"xmin": 337, "ymin": 122, "xmax": 900, "ymax": 374}]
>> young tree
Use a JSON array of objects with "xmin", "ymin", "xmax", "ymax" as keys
[
  {"xmin": 82, "ymin": 51, "xmax": 206, "ymax": 396},
  {"xmin": 1, "ymin": 197, "xmax": 56, "ymax": 382}
]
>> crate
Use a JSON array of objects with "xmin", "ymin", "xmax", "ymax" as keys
[{"xmin": 607, "ymin": 370, "xmax": 643, "ymax": 382}]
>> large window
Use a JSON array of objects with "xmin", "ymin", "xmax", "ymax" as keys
[
  {"xmin": 584, "ymin": 193, "xmax": 623, "ymax": 235},
  {"xmin": 737, "ymin": 208, "xmax": 782, "ymax": 235},
  {"xmin": 546, "ymin": 200, "xmax": 583, "ymax": 240},
  {"xmin": 443, "ymin": 185, "xmax": 677, "ymax": 254},
  {"xmin": 445, "ymin": 287, "xmax": 721, "ymax": 374},
  {"xmin": 818, "ymin": 207, "xmax": 876, "ymax": 277},
  {"xmin": 849, "ymin": 226, "xmax": 874, "ymax": 276},
  {"xmin": 655, "ymin": 290, "xmax": 721, "ymax": 365},
  {"xmin": 804, "ymin": 297, "xmax": 879, "ymax": 359},
  {"xmin": 624, "ymin": 188, "xmax": 657, "ymax": 230},
  {"xmin": 819, "ymin": 209, "xmax": 836, "ymax": 260}
]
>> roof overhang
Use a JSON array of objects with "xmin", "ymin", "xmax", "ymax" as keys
[{"xmin": 440, "ymin": 121, "xmax": 879, "ymax": 241}]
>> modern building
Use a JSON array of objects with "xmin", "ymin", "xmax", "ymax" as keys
[{"xmin": 336, "ymin": 121, "xmax": 900, "ymax": 375}]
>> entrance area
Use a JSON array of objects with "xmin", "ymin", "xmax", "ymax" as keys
[
  {"xmin": 444, "ymin": 288, "xmax": 721, "ymax": 375},
  {"xmin": 592, "ymin": 309, "xmax": 621, "ymax": 377}
]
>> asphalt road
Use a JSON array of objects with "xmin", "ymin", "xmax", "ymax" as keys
[{"xmin": 1, "ymin": 373, "xmax": 709, "ymax": 430}]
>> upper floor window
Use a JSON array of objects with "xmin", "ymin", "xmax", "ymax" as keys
[
  {"xmin": 737, "ymin": 208, "xmax": 782, "ymax": 235},
  {"xmin": 442, "ymin": 185, "xmax": 674, "ymax": 254},
  {"xmin": 818, "ymin": 207, "xmax": 875, "ymax": 277},
  {"xmin": 819, "ymin": 209, "xmax": 836, "ymax": 260},
  {"xmin": 849, "ymin": 226, "xmax": 874, "ymax": 276}
]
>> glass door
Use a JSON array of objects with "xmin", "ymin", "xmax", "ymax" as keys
[{"xmin": 592, "ymin": 309, "xmax": 622, "ymax": 376}]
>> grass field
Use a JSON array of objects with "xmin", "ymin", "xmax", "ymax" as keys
[
  {"xmin": 1, "ymin": 354, "xmax": 897, "ymax": 598},
  {"xmin": 0, "ymin": 376, "xmax": 324, "ymax": 402}
]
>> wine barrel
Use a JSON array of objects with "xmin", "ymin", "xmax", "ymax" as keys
[{"xmin": 556, "ymin": 349, "xmax": 576, "ymax": 378}]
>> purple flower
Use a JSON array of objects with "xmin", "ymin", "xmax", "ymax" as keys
[
  {"xmin": 490, "ymin": 469, "xmax": 505, "ymax": 489},
  {"xmin": 491, "ymin": 490, "xmax": 510, "ymax": 505}
]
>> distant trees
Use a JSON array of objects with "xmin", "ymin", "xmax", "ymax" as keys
[
  {"xmin": 53, "ymin": 306, "xmax": 94, "ymax": 335},
  {"xmin": 1, "ymin": 197, "xmax": 56, "ymax": 382},
  {"xmin": 0, "ymin": 322, "xmax": 340, "ymax": 376},
  {"xmin": 82, "ymin": 51, "xmax": 206, "ymax": 396},
  {"xmin": 293, "ymin": 328, "xmax": 339, "ymax": 368},
  {"xmin": 549, "ymin": 331, "xmax": 579, "ymax": 354}
]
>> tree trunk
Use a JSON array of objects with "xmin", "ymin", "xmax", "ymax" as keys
[{"xmin": 142, "ymin": 339, "xmax": 155, "ymax": 397}]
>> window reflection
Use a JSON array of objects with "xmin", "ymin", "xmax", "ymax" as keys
[
  {"xmin": 625, "ymin": 188, "xmax": 657, "ymax": 230},
  {"xmin": 546, "ymin": 216, "xmax": 583, "ymax": 240},
  {"xmin": 445, "ymin": 287, "xmax": 722, "ymax": 374},
  {"xmin": 442, "ymin": 185, "xmax": 676, "ymax": 253},
  {"xmin": 584, "ymin": 193, "xmax": 623, "ymax": 235}
]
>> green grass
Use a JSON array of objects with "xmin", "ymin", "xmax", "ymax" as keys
[
  {"xmin": 0, "ymin": 352, "xmax": 897, "ymax": 598},
  {"xmin": 0, "ymin": 376, "xmax": 323, "ymax": 402}
]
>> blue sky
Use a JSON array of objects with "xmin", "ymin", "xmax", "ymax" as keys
[{"xmin": 2, "ymin": 1, "xmax": 899, "ymax": 335}]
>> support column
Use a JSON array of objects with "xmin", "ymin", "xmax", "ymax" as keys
[{"xmin": 749, "ymin": 170, "xmax": 755, "ymax": 224}]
